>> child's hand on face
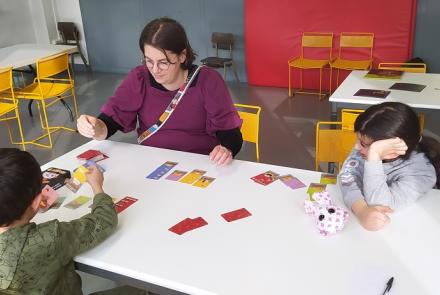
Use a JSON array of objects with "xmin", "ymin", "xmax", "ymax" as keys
[
  {"xmin": 86, "ymin": 166, "xmax": 104, "ymax": 195},
  {"xmin": 367, "ymin": 137, "xmax": 408, "ymax": 161}
]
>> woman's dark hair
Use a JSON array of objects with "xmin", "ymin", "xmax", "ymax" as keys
[
  {"xmin": 355, "ymin": 102, "xmax": 440, "ymax": 187},
  {"xmin": 139, "ymin": 17, "xmax": 196, "ymax": 70},
  {"xmin": 0, "ymin": 148, "xmax": 42, "ymax": 226}
]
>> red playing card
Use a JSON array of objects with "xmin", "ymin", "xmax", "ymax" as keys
[
  {"xmin": 221, "ymin": 208, "xmax": 252, "ymax": 222},
  {"xmin": 77, "ymin": 149, "xmax": 108, "ymax": 162},
  {"xmin": 115, "ymin": 196, "xmax": 138, "ymax": 213},
  {"xmin": 168, "ymin": 217, "xmax": 208, "ymax": 235},
  {"xmin": 251, "ymin": 170, "xmax": 279, "ymax": 185}
]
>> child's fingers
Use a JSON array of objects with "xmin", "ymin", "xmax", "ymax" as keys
[{"xmin": 376, "ymin": 205, "xmax": 393, "ymax": 214}]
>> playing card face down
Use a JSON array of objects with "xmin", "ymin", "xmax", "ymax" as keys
[
  {"xmin": 115, "ymin": 196, "xmax": 138, "ymax": 213},
  {"xmin": 221, "ymin": 208, "xmax": 252, "ymax": 222},
  {"xmin": 193, "ymin": 176, "xmax": 215, "ymax": 188},
  {"xmin": 146, "ymin": 161, "xmax": 178, "ymax": 180},
  {"xmin": 179, "ymin": 169, "xmax": 206, "ymax": 184},
  {"xmin": 251, "ymin": 170, "xmax": 279, "ymax": 185},
  {"xmin": 168, "ymin": 217, "xmax": 208, "ymax": 235}
]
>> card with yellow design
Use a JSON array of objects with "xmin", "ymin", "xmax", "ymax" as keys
[
  {"xmin": 179, "ymin": 169, "xmax": 206, "ymax": 184},
  {"xmin": 193, "ymin": 176, "xmax": 215, "ymax": 188}
]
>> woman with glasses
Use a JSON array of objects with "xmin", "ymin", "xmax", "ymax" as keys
[{"xmin": 77, "ymin": 17, "xmax": 242, "ymax": 165}]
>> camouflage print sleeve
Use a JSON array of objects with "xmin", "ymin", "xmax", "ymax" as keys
[{"xmin": 54, "ymin": 193, "xmax": 118, "ymax": 265}]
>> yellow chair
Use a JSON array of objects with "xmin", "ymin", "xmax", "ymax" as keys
[
  {"xmin": 330, "ymin": 32, "xmax": 374, "ymax": 92},
  {"xmin": 378, "ymin": 62, "xmax": 426, "ymax": 73},
  {"xmin": 288, "ymin": 32, "xmax": 333, "ymax": 99},
  {"xmin": 315, "ymin": 121, "xmax": 356, "ymax": 171},
  {"xmin": 235, "ymin": 103, "xmax": 261, "ymax": 162},
  {"xmin": 0, "ymin": 67, "xmax": 25, "ymax": 150},
  {"xmin": 15, "ymin": 52, "xmax": 78, "ymax": 149}
]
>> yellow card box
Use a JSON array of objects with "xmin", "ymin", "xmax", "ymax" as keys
[
  {"xmin": 73, "ymin": 165, "xmax": 89, "ymax": 184},
  {"xmin": 179, "ymin": 169, "xmax": 206, "ymax": 184}
]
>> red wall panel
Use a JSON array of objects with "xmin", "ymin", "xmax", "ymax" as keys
[{"xmin": 245, "ymin": 0, "xmax": 417, "ymax": 89}]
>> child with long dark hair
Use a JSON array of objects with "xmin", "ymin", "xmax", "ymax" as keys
[{"xmin": 339, "ymin": 102, "xmax": 440, "ymax": 231}]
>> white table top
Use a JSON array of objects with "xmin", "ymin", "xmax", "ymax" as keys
[
  {"xmin": 0, "ymin": 43, "xmax": 77, "ymax": 69},
  {"xmin": 33, "ymin": 140, "xmax": 440, "ymax": 295},
  {"xmin": 330, "ymin": 70, "xmax": 440, "ymax": 110}
]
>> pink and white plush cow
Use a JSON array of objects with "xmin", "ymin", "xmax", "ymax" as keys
[{"xmin": 304, "ymin": 191, "xmax": 349, "ymax": 236}]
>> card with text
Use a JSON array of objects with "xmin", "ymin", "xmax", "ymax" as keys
[
  {"xmin": 146, "ymin": 161, "xmax": 178, "ymax": 180},
  {"xmin": 166, "ymin": 170, "xmax": 187, "ymax": 181},
  {"xmin": 279, "ymin": 175, "xmax": 306, "ymax": 190},
  {"xmin": 64, "ymin": 196, "xmax": 91, "ymax": 209},
  {"xmin": 320, "ymin": 173, "xmax": 337, "ymax": 185},
  {"xmin": 179, "ymin": 169, "xmax": 206, "ymax": 184},
  {"xmin": 115, "ymin": 196, "xmax": 138, "ymax": 213},
  {"xmin": 193, "ymin": 176, "xmax": 215, "ymax": 188}
]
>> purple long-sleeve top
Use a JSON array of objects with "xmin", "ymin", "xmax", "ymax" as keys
[{"xmin": 101, "ymin": 65, "xmax": 242, "ymax": 155}]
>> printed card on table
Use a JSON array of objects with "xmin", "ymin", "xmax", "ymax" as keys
[
  {"xmin": 320, "ymin": 173, "xmax": 337, "ymax": 185},
  {"xmin": 221, "ymin": 208, "xmax": 252, "ymax": 222},
  {"xmin": 64, "ymin": 196, "xmax": 91, "ymax": 209},
  {"xmin": 83, "ymin": 160, "xmax": 105, "ymax": 173},
  {"xmin": 307, "ymin": 183, "xmax": 327, "ymax": 200},
  {"xmin": 73, "ymin": 165, "xmax": 89, "ymax": 184},
  {"xmin": 146, "ymin": 161, "xmax": 178, "ymax": 180},
  {"xmin": 42, "ymin": 167, "xmax": 71, "ymax": 190},
  {"xmin": 179, "ymin": 169, "xmax": 206, "ymax": 184},
  {"xmin": 115, "ymin": 196, "xmax": 138, "ymax": 213},
  {"xmin": 193, "ymin": 176, "xmax": 215, "ymax": 188},
  {"xmin": 279, "ymin": 175, "xmax": 306, "ymax": 190},
  {"xmin": 49, "ymin": 196, "xmax": 66, "ymax": 210},
  {"xmin": 65, "ymin": 178, "xmax": 82, "ymax": 193},
  {"xmin": 168, "ymin": 217, "xmax": 208, "ymax": 235},
  {"xmin": 166, "ymin": 170, "xmax": 187, "ymax": 181},
  {"xmin": 251, "ymin": 170, "xmax": 279, "ymax": 185},
  {"xmin": 77, "ymin": 149, "xmax": 108, "ymax": 163}
]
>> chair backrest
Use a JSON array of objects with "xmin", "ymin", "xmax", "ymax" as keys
[
  {"xmin": 212, "ymin": 32, "xmax": 234, "ymax": 58},
  {"xmin": 316, "ymin": 121, "xmax": 356, "ymax": 171},
  {"xmin": 234, "ymin": 103, "xmax": 261, "ymax": 161},
  {"xmin": 378, "ymin": 62, "xmax": 427, "ymax": 73},
  {"xmin": 341, "ymin": 108, "xmax": 364, "ymax": 131},
  {"xmin": 0, "ymin": 67, "xmax": 13, "ymax": 93},
  {"xmin": 57, "ymin": 22, "xmax": 79, "ymax": 43},
  {"xmin": 300, "ymin": 32, "xmax": 333, "ymax": 60},
  {"xmin": 36, "ymin": 52, "xmax": 70, "ymax": 80},
  {"xmin": 338, "ymin": 32, "xmax": 374, "ymax": 60}
]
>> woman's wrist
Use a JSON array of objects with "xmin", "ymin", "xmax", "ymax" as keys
[{"xmin": 93, "ymin": 119, "xmax": 108, "ymax": 141}]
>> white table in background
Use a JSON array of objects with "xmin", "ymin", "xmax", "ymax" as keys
[
  {"xmin": 330, "ymin": 70, "xmax": 440, "ymax": 114},
  {"xmin": 33, "ymin": 140, "xmax": 440, "ymax": 295},
  {"xmin": 0, "ymin": 43, "xmax": 77, "ymax": 69}
]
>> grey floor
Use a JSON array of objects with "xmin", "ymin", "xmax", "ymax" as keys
[{"xmin": 2, "ymin": 70, "xmax": 440, "ymax": 294}]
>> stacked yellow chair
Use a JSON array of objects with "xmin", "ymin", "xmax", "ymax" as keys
[
  {"xmin": 14, "ymin": 52, "xmax": 78, "ymax": 149},
  {"xmin": 234, "ymin": 103, "xmax": 261, "ymax": 162},
  {"xmin": 288, "ymin": 32, "xmax": 333, "ymax": 99},
  {"xmin": 378, "ymin": 62, "xmax": 426, "ymax": 73},
  {"xmin": 0, "ymin": 67, "xmax": 26, "ymax": 150},
  {"xmin": 329, "ymin": 32, "xmax": 374, "ymax": 92}
]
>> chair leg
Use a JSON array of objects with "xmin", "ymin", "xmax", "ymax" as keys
[
  {"xmin": 288, "ymin": 66, "xmax": 292, "ymax": 97},
  {"xmin": 39, "ymin": 101, "xmax": 54, "ymax": 148},
  {"xmin": 223, "ymin": 65, "xmax": 227, "ymax": 80},
  {"xmin": 231, "ymin": 62, "xmax": 240, "ymax": 83},
  {"xmin": 300, "ymin": 69, "xmax": 303, "ymax": 91},
  {"xmin": 255, "ymin": 143, "xmax": 260, "ymax": 162},
  {"xmin": 329, "ymin": 67, "xmax": 333, "ymax": 95},
  {"xmin": 319, "ymin": 68, "xmax": 323, "ymax": 99},
  {"xmin": 77, "ymin": 44, "xmax": 91, "ymax": 71},
  {"xmin": 15, "ymin": 107, "xmax": 26, "ymax": 151}
]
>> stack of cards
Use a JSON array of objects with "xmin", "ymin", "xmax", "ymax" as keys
[
  {"xmin": 251, "ymin": 170, "xmax": 279, "ymax": 185},
  {"xmin": 83, "ymin": 160, "xmax": 105, "ymax": 173},
  {"xmin": 169, "ymin": 217, "xmax": 208, "ymax": 235},
  {"xmin": 179, "ymin": 169, "xmax": 206, "ymax": 184},
  {"xmin": 279, "ymin": 174, "xmax": 306, "ymax": 190},
  {"xmin": 42, "ymin": 167, "xmax": 71, "ymax": 190},
  {"xmin": 77, "ymin": 149, "xmax": 108, "ymax": 163}
]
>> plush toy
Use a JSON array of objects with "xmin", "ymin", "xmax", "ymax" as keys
[{"xmin": 304, "ymin": 191, "xmax": 349, "ymax": 236}]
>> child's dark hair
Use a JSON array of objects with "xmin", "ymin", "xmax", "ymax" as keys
[
  {"xmin": 139, "ymin": 17, "xmax": 196, "ymax": 70},
  {"xmin": 354, "ymin": 102, "xmax": 440, "ymax": 187},
  {"xmin": 0, "ymin": 148, "xmax": 42, "ymax": 226}
]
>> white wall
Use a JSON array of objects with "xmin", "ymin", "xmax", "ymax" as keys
[
  {"xmin": 0, "ymin": 0, "xmax": 37, "ymax": 47},
  {"xmin": 53, "ymin": 0, "xmax": 89, "ymax": 64}
]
